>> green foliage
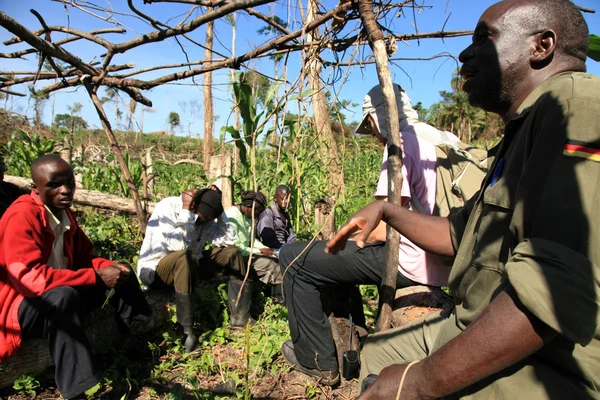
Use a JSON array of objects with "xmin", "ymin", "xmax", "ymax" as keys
[
  {"xmin": 80, "ymin": 152, "xmax": 143, "ymax": 198},
  {"xmin": 12, "ymin": 374, "xmax": 39, "ymax": 397},
  {"xmin": 54, "ymin": 113, "xmax": 88, "ymax": 130},
  {"xmin": 168, "ymin": 111, "xmax": 181, "ymax": 134},
  {"xmin": 4, "ymin": 131, "xmax": 57, "ymax": 177},
  {"xmin": 153, "ymin": 162, "xmax": 208, "ymax": 198},
  {"xmin": 77, "ymin": 211, "xmax": 142, "ymax": 265},
  {"xmin": 589, "ymin": 34, "xmax": 600, "ymax": 62}
]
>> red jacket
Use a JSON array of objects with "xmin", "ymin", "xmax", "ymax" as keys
[{"xmin": 0, "ymin": 193, "xmax": 113, "ymax": 362}]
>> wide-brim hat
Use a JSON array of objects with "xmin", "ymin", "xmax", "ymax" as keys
[{"xmin": 355, "ymin": 83, "xmax": 411, "ymax": 139}]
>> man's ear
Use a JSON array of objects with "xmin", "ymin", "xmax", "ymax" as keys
[
  {"xmin": 31, "ymin": 182, "xmax": 39, "ymax": 194},
  {"xmin": 531, "ymin": 30, "xmax": 556, "ymax": 63}
]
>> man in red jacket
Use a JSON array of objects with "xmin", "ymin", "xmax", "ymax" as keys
[{"xmin": 0, "ymin": 154, "xmax": 151, "ymax": 400}]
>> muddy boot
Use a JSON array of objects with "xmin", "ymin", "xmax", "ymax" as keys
[
  {"xmin": 228, "ymin": 278, "xmax": 256, "ymax": 328},
  {"xmin": 271, "ymin": 283, "xmax": 285, "ymax": 306},
  {"xmin": 175, "ymin": 292, "xmax": 201, "ymax": 353}
]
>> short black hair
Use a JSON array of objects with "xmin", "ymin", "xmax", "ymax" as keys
[
  {"xmin": 525, "ymin": 0, "xmax": 589, "ymax": 63},
  {"xmin": 31, "ymin": 154, "xmax": 70, "ymax": 182},
  {"xmin": 275, "ymin": 185, "xmax": 290, "ymax": 196}
]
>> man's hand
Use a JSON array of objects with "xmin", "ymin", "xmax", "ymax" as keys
[
  {"xmin": 358, "ymin": 363, "xmax": 430, "ymax": 400},
  {"xmin": 326, "ymin": 201, "xmax": 385, "ymax": 254},
  {"xmin": 259, "ymin": 248, "xmax": 275, "ymax": 257},
  {"xmin": 96, "ymin": 264, "xmax": 130, "ymax": 289},
  {"xmin": 182, "ymin": 188, "xmax": 198, "ymax": 211}
]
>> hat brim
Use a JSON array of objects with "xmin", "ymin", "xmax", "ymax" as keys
[{"xmin": 355, "ymin": 114, "xmax": 371, "ymax": 135}]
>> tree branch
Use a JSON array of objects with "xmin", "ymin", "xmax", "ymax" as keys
[
  {"xmin": 244, "ymin": 7, "xmax": 290, "ymax": 35},
  {"xmin": 111, "ymin": 0, "xmax": 276, "ymax": 54}
]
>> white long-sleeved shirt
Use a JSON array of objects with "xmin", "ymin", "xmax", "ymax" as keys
[{"xmin": 137, "ymin": 196, "xmax": 218, "ymax": 286}]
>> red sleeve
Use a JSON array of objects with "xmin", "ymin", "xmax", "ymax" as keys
[{"xmin": 2, "ymin": 207, "xmax": 98, "ymax": 298}]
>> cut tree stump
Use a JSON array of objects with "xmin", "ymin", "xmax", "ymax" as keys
[
  {"xmin": 0, "ymin": 290, "xmax": 174, "ymax": 389},
  {"xmin": 391, "ymin": 286, "xmax": 454, "ymax": 327}
]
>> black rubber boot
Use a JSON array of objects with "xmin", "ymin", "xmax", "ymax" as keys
[
  {"xmin": 271, "ymin": 283, "xmax": 285, "ymax": 305},
  {"xmin": 228, "ymin": 278, "xmax": 255, "ymax": 328},
  {"xmin": 175, "ymin": 292, "xmax": 201, "ymax": 353}
]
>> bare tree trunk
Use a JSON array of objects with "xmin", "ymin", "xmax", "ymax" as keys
[
  {"xmin": 203, "ymin": 13, "xmax": 214, "ymax": 172},
  {"xmin": 80, "ymin": 76, "xmax": 148, "ymax": 232},
  {"xmin": 230, "ymin": 11, "xmax": 240, "ymax": 173},
  {"xmin": 358, "ymin": 0, "xmax": 403, "ymax": 332},
  {"xmin": 50, "ymin": 92, "xmax": 55, "ymax": 128},
  {"xmin": 305, "ymin": 0, "xmax": 344, "ymax": 238}
]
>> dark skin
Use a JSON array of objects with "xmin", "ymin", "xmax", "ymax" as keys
[
  {"xmin": 326, "ymin": 1, "xmax": 581, "ymax": 398},
  {"xmin": 31, "ymin": 157, "xmax": 130, "ymax": 289},
  {"xmin": 274, "ymin": 189, "xmax": 291, "ymax": 212}
]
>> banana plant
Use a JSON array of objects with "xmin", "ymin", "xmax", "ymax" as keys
[
  {"xmin": 589, "ymin": 34, "xmax": 600, "ymax": 62},
  {"xmin": 225, "ymin": 72, "xmax": 281, "ymax": 193},
  {"xmin": 5, "ymin": 131, "xmax": 57, "ymax": 177}
]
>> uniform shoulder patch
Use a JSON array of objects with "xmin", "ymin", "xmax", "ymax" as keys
[{"xmin": 563, "ymin": 139, "xmax": 600, "ymax": 162}]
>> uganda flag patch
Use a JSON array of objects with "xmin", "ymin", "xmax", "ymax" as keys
[{"xmin": 563, "ymin": 139, "xmax": 600, "ymax": 162}]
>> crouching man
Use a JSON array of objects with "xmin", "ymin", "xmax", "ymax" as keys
[{"xmin": 0, "ymin": 155, "xmax": 151, "ymax": 400}]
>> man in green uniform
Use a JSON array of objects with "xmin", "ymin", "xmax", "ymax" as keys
[{"xmin": 326, "ymin": 0, "xmax": 600, "ymax": 398}]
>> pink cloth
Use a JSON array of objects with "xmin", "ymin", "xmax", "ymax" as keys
[{"xmin": 374, "ymin": 131, "xmax": 450, "ymax": 287}]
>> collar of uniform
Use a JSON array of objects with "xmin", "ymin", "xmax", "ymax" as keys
[
  {"xmin": 44, "ymin": 204, "xmax": 71, "ymax": 233},
  {"xmin": 509, "ymin": 72, "xmax": 574, "ymax": 124}
]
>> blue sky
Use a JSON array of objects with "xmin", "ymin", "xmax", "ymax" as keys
[{"xmin": 0, "ymin": 0, "xmax": 599, "ymax": 138}]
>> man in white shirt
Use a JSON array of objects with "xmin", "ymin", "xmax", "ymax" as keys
[{"xmin": 137, "ymin": 187, "xmax": 243, "ymax": 352}]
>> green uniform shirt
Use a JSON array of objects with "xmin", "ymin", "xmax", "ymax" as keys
[{"xmin": 441, "ymin": 72, "xmax": 600, "ymax": 396}]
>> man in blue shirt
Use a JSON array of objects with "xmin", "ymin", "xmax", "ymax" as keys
[{"xmin": 256, "ymin": 185, "xmax": 296, "ymax": 303}]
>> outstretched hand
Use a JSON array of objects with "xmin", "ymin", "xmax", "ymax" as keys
[
  {"xmin": 325, "ymin": 201, "xmax": 385, "ymax": 254},
  {"xmin": 96, "ymin": 263, "xmax": 130, "ymax": 289}
]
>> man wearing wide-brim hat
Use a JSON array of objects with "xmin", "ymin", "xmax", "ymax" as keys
[{"xmin": 278, "ymin": 83, "xmax": 453, "ymax": 385}]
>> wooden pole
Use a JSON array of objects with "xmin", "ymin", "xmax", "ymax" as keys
[
  {"xmin": 80, "ymin": 75, "xmax": 148, "ymax": 232},
  {"xmin": 357, "ymin": 0, "xmax": 404, "ymax": 332}
]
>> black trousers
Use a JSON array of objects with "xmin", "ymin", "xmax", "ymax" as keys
[
  {"xmin": 280, "ymin": 240, "xmax": 417, "ymax": 370},
  {"xmin": 17, "ymin": 267, "xmax": 151, "ymax": 399}
]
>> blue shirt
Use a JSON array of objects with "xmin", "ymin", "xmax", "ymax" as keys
[{"xmin": 255, "ymin": 203, "xmax": 296, "ymax": 249}]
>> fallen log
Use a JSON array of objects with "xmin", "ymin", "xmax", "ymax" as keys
[{"xmin": 4, "ymin": 175, "xmax": 156, "ymax": 214}]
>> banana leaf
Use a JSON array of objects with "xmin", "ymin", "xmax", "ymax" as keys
[{"xmin": 589, "ymin": 34, "xmax": 600, "ymax": 62}]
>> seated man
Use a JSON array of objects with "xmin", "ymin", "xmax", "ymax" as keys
[
  {"xmin": 329, "ymin": 1, "xmax": 600, "ymax": 398},
  {"xmin": 137, "ymin": 187, "xmax": 244, "ymax": 351},
  {"xmin": 279, "ymin": 84, "xmax": 451, "ymax": 385},
  {"xmin": 214, "ymin": 190, "xmax": 282, "ymax": 327},
  {"xmin": 0, "ymin": 155, "xmax": 26, "ymax": 219},
  {"xmin": 0, "ymin": 155, "xmax": 151, "ymax": 400},
  {"xmin": 256, "ymin": 184, "xmax": 296, "ymax": 303}
]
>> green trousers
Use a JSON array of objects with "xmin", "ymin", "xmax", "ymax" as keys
[
  {"xmin": 359, "ymin": 309, "xmax": 595, "ymax": 399},
  {"xmin": 154, "ymin": 249, "xmax": 198, "ymax": 294},
  {"xmin": 153, "ymin": 246, "xmax": 281, "ymax": 292}
]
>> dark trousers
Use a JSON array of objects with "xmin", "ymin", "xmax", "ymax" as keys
[
  {"xmin": 17, "ymin": 267, "xmax": 151, "ymax": 399},
  {"xmin": 280, "ymin": 240, "xmax": 417, "ymax": 370}
]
